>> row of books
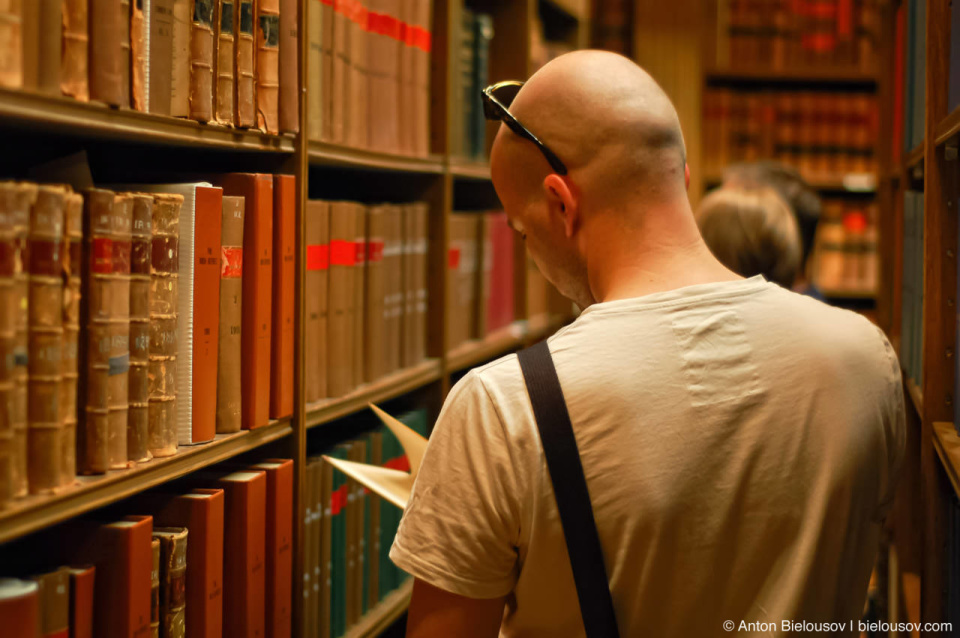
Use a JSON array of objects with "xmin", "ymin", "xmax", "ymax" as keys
[
  {"xmin": 702, "ymin": 88, "xmax": 879, "ymax": 182},
  {"xmin": 304, "ymin": 200, "xmax": 429, "ymax": 405},
  {"xmin": 0, "ymin": 173, "xmax": 297, "ymax": 504},
  {"xmin": 0, "ymin": 459, "xmax": 294, "ymax": 638},
  {"xmin": 452, "ymin": 9, "xmax": 493, "ymax": 160},
  {"xmin": 306, "ymin": 0, "xmax": 433, "ymax": 157},
  {"xmin": 812, "ymin": 200, "xmax": 878, "ymax": 294},
  {"xmin": 302, "ymin": 409, "xmax": 425, "ymax": 638},
  {"xmin": 714, "ymin": 0, "xmax": 880, "ymax": 71},
  {"xmin": 447, "ymin": 212, "xmax": 516, "ymax": 351},
  {"xmin": 900, "ymin": 0, "xmax": 926, "ymax": 155},
  {"xmin": 901, "ymin": 190, "xmax": 924, "ymax": 386},
  {"xmin": 0, "ymin": 0, "xmax": 300, "ymax": 134}
]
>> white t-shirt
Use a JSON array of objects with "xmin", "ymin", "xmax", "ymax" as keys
[{"xmin": 390, "ymin": 276, "xmax": 905, "ymax": 637}]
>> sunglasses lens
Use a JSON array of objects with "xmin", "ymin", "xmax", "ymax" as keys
[
  {"xmin": 482, "ymin": 96, "xmax": 503, "ymax": 121},
  {"xmin": 493, "ymin": 83, "xmax": 522, "ymax": 108}
]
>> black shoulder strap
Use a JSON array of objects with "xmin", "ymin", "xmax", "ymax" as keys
[{"xmin": 517, "ymin": 340, "xmax": 620, "ymax": 638}]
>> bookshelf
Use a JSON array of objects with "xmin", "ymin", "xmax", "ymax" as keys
[
  {"xmin": 0, "ymin": 0, "xmax": 589, "ymax": 636},
  {"xmin": 704, "ymin": 65, "xmax": 879, "ymax": 86}
]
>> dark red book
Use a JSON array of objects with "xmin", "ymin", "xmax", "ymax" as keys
[
  {"xmin": 251, "ymin": 459, "xmax": 294, "ymax": 638},
  {"xmin": 270, "ymin": 175, "xmax": 295, "ymax": 419}
]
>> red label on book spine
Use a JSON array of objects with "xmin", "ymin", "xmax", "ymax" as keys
[
  {"xmin": 222, "ymin": 246, "xmax": 243, "ymax": 278},
  {"xmin": 354, "ymin": 240, "xmax": 366, "ymax": 265},
  {"xmin": 306, "ymin": 244, "xmax": 329, "ymax": 271},
  {"xmin": 837, "ymin": 0, "xmax": 853, "ymax": 36},
  {"xmin": 447, "ymin": 247, "xmax": 460, "ymax": 269},
  {"xmin": 91, "ymin": 238, "xmax": 113, "ymax": 274},
  {"xmin": 367, "ymin": 240, "xmax": 384, "ymax": 263},
  {"xmin": 330, "ymin": 240, "xmax": 355, "ymax": 266}
]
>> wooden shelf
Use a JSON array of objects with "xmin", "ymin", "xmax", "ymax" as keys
[
  {"xmin": 907, "ymin": 378, "xmax": 924, "ymax": 418},
  {"xmin": 308, "ymin": 141, "xmax": 445, "ymax": 174},
  {"xmin": 305, "ymin": 360, "xmax": 443, "ymax": 429},
  {"xmin": 703, "ymin": 172, "xmax": 877, "ymax": 193},
  {"xmin": 704, "ymin": 66, "xmax": 879, "ymax": 86},
  {"xmin": 448, "ymin": 157, "xmax": 492, "ymax": 180},
  {"xmin": 933, "ymin": 422, "xmax": 960, "ymax": 502},
  {"xmin": 0, "ymin": 87, "xmax": 294, "ymax": 152},
  {"xmin": 935, "ymin": 105, "xmax": 960, "ymax": 148},
  {"xmin": 0, "ymin": 418, "xmax": 292, "ymax": 544},
  {"xmin": 904, "ymin": 143, "xmax": 925, "ymax": 172},
  {"xmin": 446, "ymin": 322, "xmax": 527, "ymax": 372},
  {"xmin": 345, "ymin": 579, "xmax": 413, "ymax": 638}
]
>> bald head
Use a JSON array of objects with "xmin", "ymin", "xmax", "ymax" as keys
[{"xmin": 491, "ymin": 51, "xmax": 687, "ymax": 211}]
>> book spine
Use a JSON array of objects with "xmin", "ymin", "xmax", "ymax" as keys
[
  {"xmin": 255, "ymin": 460, "xmax": 293, "ymax": 638},
  {"xmin": 156, "ymin": 530, "xmax": 188, "ymax": 638},
  {"xmin": 331, "ymin": 0, "xmax": 350, "ymax": 144},
  {"xmin": 148, "ymin": 0, "xmax": 175, "ymax": 115},
  {"xmin": 270, "ymin": 176, "xmax": 294, "ymax": 419},
  {"xmin": 0, "ymin": 1, "xmax": 23, "ymax": 88},
  {"xmin": 190, "ymin": 0, "xmax": 215, "ymax": 122},
  {"xmin": 60, "ymin": 192, "xmax": 82, "ymax": 485},
  {"xmin": 127, "ymin": 195, "xmax": 153, "ymax": 462},
  {"xmin": 148, "ymin": 193, "xmax": 181, "ymax": 458},
  {"xmin": 321, "ymin": 0, "xmax": 334, "ymax": 141},
  {"xmin": 319, "ymin": 459, "xmax": 332, "ymax": 638},
  {"xmin": 150, "ymin": 538, "xmax": 160, "ymax": 638},
  {"xmin": 307, "ymin": 0, "xmax": 322, "ymax": 140},
  {"xmin": 68, "ymin": 566, "xmax": 95, "ymax": 638},
  {"xmin": 235, "ymin": 0, "xmax": 256, "ymax": 127},
  {"xmin": 117, "ymin": 0, "xmax": 131, "ymax": 106},
  {"xmin": 305, "ymin": 202, "xmax": 324, "ymax": 403},
  {"xmin": 215, "ymin": 0, "xmax": 236, "ymax": 124},
  {"xmin": 363, "ymin": 207, "xmax": 385, "ymax": 384},
  {"xmin": 27, "ymin": 185, "xmax": 66, "ymax": 495},
  {"xmin": 327, "ymin": 203, "xmax": 354, "ymax": 397},
  {"xmin": 36, "ymin": 0, "xmax": 62, "ymax": 94},
  {"xmin": 90, "ymin": 0, "xmax": 123, "ymax": 106},
  {"xmin": 22, "ymin": 0, "xmax": 40, "ymax": 89},
  {"xmin": 352, "ymin": 204, "xmax": 366, "ymax": 390},
  {"xmin": 105, "ymin": 194, "xmax": 133, "ymax": 469},
  {"xmin": 131, "ymin": 0, "xmax": 146, "ymax": 109},
  {"xmin": 169, "ymin": 0, "xmax": 191, "ymax": 117},
  {"xmin": 32, "ymin": 567, "xmax": 70, "ymax": 637},
  {"xmin": 255, "ymin": 0, "xmax": 280, "ymax": 133},
  {"xmin": 346, "ymin": 0, "xmax": 369, "ymax": 149},
  {"xmin": 60, "ymin": 0, "xmax": 88, "ymax": 99},
  {"xmin": 217, "ymin": 195, "xmax": 244, "ymax": 433},
  {"xmin": 278, "ymin": 0, "xmax": 298, "ymax": 133}
]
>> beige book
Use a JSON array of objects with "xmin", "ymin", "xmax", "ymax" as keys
[
  {"xmin": 413, "ymin": 202, "xmax": 428, "ymax": 362},
  {"xmin": 36, "ymin": 0, "xmax": 61, "ymax": 94},
  {"xmin": 327, "ymin": 202, "xmax": 354, "ymax": 397},
  {"xmin": 21, "ymin": 0, "xmax": 38, "ymax": 88},
  {"xmin": 106, "ymin": 194, "xmax": 133, "ymax": 469},
  {"xmin": 306, "ymin": 0, "xmax": 322, "ymax": 140},
  {"xmin": 215, "ymin": 0, "xmax": 236, "ymax": 124},
  {"xmin": 305, "ymin": 200, "xmax": 329, "ymax": 403},
  {"xmin": 170, "ymin": 0, "xmax": 191, "ymax": 117},
  {"xmin": 10, "ymin": 184, "xmax": 36, "ymax": 497},
  {"xmin": 27, "ymin": 185, "xmax": 66, "ymax": 494},
  {"xmin": 0, "ymin": 0, "xmax": 23, "ymax": 88},
  {"xmin": 131, "ymin": 0, "xmax": 146, "ymax": 110},
  {"xmin": 400, "ymin": 204, "xmax": 415, "ymax": 366},
  {"xmin": 147, "ymin": 0, "xmax": 176, "ymax": 114},
  {"xmin": 118, "ymin": 0, "xmax": 131, "ymax": 106},
  {"xmin": 352, "ymin": 203, "xmax": 366, "ymax": 389},
  {"xmin": 89, "ymin": 0, "xmax": 124, "ymax": 106},
  {"xmin": 255, "ymin": 0, "xmax": 280, "ymax": 133},
  {"xmin": 60, "ymin": 192, "xmax": 83, "ymax": 485},
  {"xmin": 127, "ymin": 194, "xmax": 153, "ymax": 463},
  {"xmin": 381, "ymin": 205, "xmax": 402, "ymax": 375},
  {"xmin": 346, "ymin": 0, "xmax": 367, "ymax": 148},
  {"xmin": 190, "ymin": 0, "xmax": 215, "ymax": 122},
  {"xmin": 331, "ymin": 0, "xmax": 349, "ymax": 143},
  {"xmin": 278, "ymin": 0, "xmax": 297, "ymax": 133},
  {"xmin": 363, "ymin": 206, "xmax": 386, "ymax": 383},
  {"xmin": 320, "ymin": 0, "xmax": 334, "ymax": 141},
  {"xmin": 217, "ymin": 195, "xmax": 244, "ymax": 433},
  {"xmin": 234, "ymin": 0, "xmax": 255, "ymax": 127}
]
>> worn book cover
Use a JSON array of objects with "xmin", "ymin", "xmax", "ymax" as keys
[
  {"xmin": 170, "ymin": 0, "xmax": 191, "ymax": 116},
  {"xmin": 255, "ymin": 0, "xmax": 280, "ymax": 133},
  {"xmin": 251, "ymin": 459, "xmax": 293, "ymax": 638},
  {"xmin": 234, "ymin": 0, "xmax": 256, "ymax": 127},
  {"xmin": 107, "ymin": 193, "xmax": 133, "ymax": 470},
  {"xmin": 190, "ymin": 0, "xmax": 215, "ymax": 122},
  {"xmin": 127, "ymin": 194, "xmax": 153, "ymax": 463},
  {"xmin": 0, "ymin": 0, "xmax": 23, "ymax": 88},
  {"xmin": 131, "ymin": 0, "xmax": 146, "ymax": 110},
  {"xmin": 320, "ymin": 0, "xmax": 335, "ymax": 140},
  {"xmin": 382, "ymin": 205, "xmax": 402, "ymax": 375},
  {"xmin": 35, "ymin": 0, "xmax": 62, "ymax": 94},
  {"xmin": 149, "ymin": 537, "xmax": 160, "ymax": 637},
  {"xmin": 60, "ymin": 0, "xmax": 88, "ymax": 99},
  {"xmin": 217, "ymin": 195, "xmax": 243, "ymax": 433},
  {"xmin": 147, "ymin": 0, "xmax": 176, "ymax": 114},
  {"xmin": 118, "ymin": 0, "xmax": 131, "ymax": 106},
  {"xmin": 61, "ymin": 191, "xmax": 83, "ymax": 484},
  {"xmin": 215, "ymin": 0, "xmax": 237, "ymax": 124},
  {"xmin": 153, "ymin": 527, "xmax": 188, "ymax": 638},
  {"xmin": 270, "ymin": 175, "xmax": 294, "ymax": 419},
  {"xmin": 27, "ymin": 185, "xmax": 66, "ymax": 494}
]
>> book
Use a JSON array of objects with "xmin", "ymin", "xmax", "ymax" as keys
[
  {"xmin": 190, "ymin": 0, "xmax": 216, "ymax": 122},
  {"xmin": 306, "ymin": 0, "xmax": 323, "ymax": 140},
  {"xmin": 149, "ymin": 537, "xmax": 159, "ymax": 637},
  {"xmin": 89, "ymin": 0, "xmax": 123, "ymax": 106},
  {"xmin": 217, "ymin": 195, "xmax": 244, "ymax": 433},
  {"xmin": 318, "ymin": 458, "xmax": 332, "ymax": 638},
  {"xmin": 135, "ymin": 183, "xmax": 221, "ymax": 446},
  {"xmin": 68, "ymin": 566, "xmax": 96, "ymax": 638},
  {"xmin": 170, "ymin": 0, "xmax": 191, "ymax": 117},
  {"xmin": 327, "ymin": 202, "xmax": 355, "ymax": 397},
  {"xmin": 352, "ymin": 203, "xmax": 367, "ymax": 389},
  {"xmin": 60, "ymin": 0, "xmax": 88, "ymax": 99},
  {"xmin": 119, "ymin": 0, "xmax": 132, "ymax": 106},
  {"xmin": 0, "ymin": 579, "xmax": 39, "ymax": 637},
  {"xmin": 30, "ymin": 566, "xmax": 70, "ymax": 638},
  {"xmin": 400, "ymin": 205, "xmax": 414, "ymax": 366},
  {"xmin": 250, "ymin": 459, "xmax": 294, "ymax": 638},
  {"xmin": 0, "ymin": 1, "xmax": 22, "ymax": 88},
  {"xmin": 382, "ymin": 205, "xmax": 402, "ymax": 375},
  {"xmin": 147, "ymin": 0, "xmax": 176, "ymax": 115},
  {"xmin": 27, "ymin": 185, "xmax": 67, "ymax": 494},
  {"xmin": 302, "ymin": 459, "xmax": 316, "ymax": 638},
  {"xmin": 278, "ymin": 0, "xmax": 298, "ymax": 133},
  {"xmin": 61, "ymin": 192, "xmax": 83, "ymax": 484},
  {"xmin": 128, "ymin": 194, "xmax": 153, "ymax": 463},
  {"xmin": 21, "ymin": 0, "xmax": 40, "ymax": 90},
  {"xmin": 131, "ymin": 0, "xmax": 146, "ymax": 110},
  {"xmin": 366, "ymin": 431, "xmax": 381, "ymax": 608},
  {"xmin": 320, "ymin": 0, "xmax": 335, "ymax": 141},
  {"xmin": 256, "ymin": 0, "xmax": 280, "ymax": 133},
  {"xmin": 153, "ymin": 527, "xmax": 188, "ymax": 638},
  {"xmin": 270, "ymin": 175, "xmax": 295, "ymax": 419},
  {"xmin": 219, "ymin": 173, "xmax": 273, "ymax": 430},
  {"xmin": 215, "ymin": 471, "xmax": 267, "ymax": 638},
  {"xmin": 331, "ymin": 0, "xmax": 350, "ymax": 144},
  {"xmin": 147, "ymin": 193, "xmax": 182, "ymax": 458},
  {"xmin": 234, "ymin": 0, "xmax": 256, "ymax": 127},
  {"xmin": 413, "ymin": 203, "xmax": 428, "ymax": 363},
  {"xmin": 364, "ymin": 206, "xmax": 386, "ymax": 383},
  {"xmin": 215, "ymin": 0, "xmax": 237, "ymax": 124},
  {"xmin": 346, "ymin": 0, "xmax": 369, "ymax": 149},
  {"xmin": 413, "ymin": 0, "xmax": 432, "ymax": 156},
  {"xmin": 33, "ymin": 0, "xmax": 62, "ymax": 95},
  {"xmin": 305, "ymin": 200, "xmax": 330, "ymax": 403},
  {"xmin": 106, "ymin": 193, "xmax": 133, "ymax": 470}
]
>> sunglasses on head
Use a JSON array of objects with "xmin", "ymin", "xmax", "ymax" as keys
[{"xmin": 481, "ymin": 80, "xmax": 568, "ymax": 175}]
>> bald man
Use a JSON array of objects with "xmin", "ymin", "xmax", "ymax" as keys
[{"xmin": 389, "ymin": 51, "xmax": 904, "ymax": 637}]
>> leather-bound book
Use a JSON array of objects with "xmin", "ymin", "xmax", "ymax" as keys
[
  {"xmin": 190, "ymin": 0, "xmax": 215, "ymax": 122},
  {"xmin": 234, "ymin": 0, "xmax": 256, "ymax": 127},
  {"xmin": 307, "ymin": 0, "xmax": 322, "ymax": 140},
  {"xmin": 255, "ymin": 0, "xmax": 280, "ymax": 133},
  {"xmin": 149, "ymin": 538, "xmax": 159, "ymax": 637},
  {"xmin": 352, "ymin": 203, "xmax": 366, "ymax": 389},
  {"xmin": 21, "ymin": 0, "xmax": 39, "ymax": 89},
  {"xmin": 9, "ymin": 184, "xmax": 36, "ymax": 497},
  {"xmin": 60, "ymin": 192, "xmax": 82, "ymax": 486},
  {"xmin": 153, "ymin": 527, "xmax": 188, "ymax": 638},
  {"xmin": 0, "ymin": 1, "xmax": 23, "ymax": 88},
  {"xmin": 270, "ymin": 175, "xmax": 294, "ymax": 419},
  {"xmin": 131, "ymin": 0, "xmax": 146, "ymax": 110},
  {"xmin": 127, "ymin": 194, "xmax": 153, "ymax": 463},
  {"xmin": 106, "ymin": 193, "xmax": 132, "ymax": 470},
  {"xmin": 36, "ymin": 0, "xmax": 62, "ymax": 94},
  {"xmin": 305, "ymin": 200, "xmax": 329, "ymax": 403},
  {"xmin": 89, "ymin": 0, "xmax": 123, "ymax": 106},
  {"xmin": 327, "ymin": 202, "xmax": 354, "ymax": 397},
  {"xmin": 219, "ymin": 174, "xmax": 272, "ymax": 430},
  {"xmin": 217, "ymin": 195, "xmax": 243, "ymax": 433},
  {"xmin": 27, "ymin": 185, "xmax": 66, "ymax": 494},
  {"xmin": 60, "ymin": 0, "xmax": 88, "ymax": 99},
  {"xmin": 169, "ymin": 0, "xmax": 191, "ymax": 117},
  {"xmin": 215, "ymin": 0, "xmax": 237, "ymax": 124},
  {"xmin": 214, "ymin": 471, "xmax": 266, "ymax": 638},
  {"xmin": 146, "ymin": 0, "xmax": 175, "ymax": 114},
  {"xmin": 31, "ymin": 566, "xmax": 70, "ymax": 638},
  {"xmin": 0, "ymin": 579, "xmax": 40, "ymax": 637},
  {"xmin": 278, "ymin": 0, "xmax": 298, "ymax": 133},
  {"xmin": 147, "ymin": 193, "xmax": 181, "ymax": 457},
  {"xmin": 68, "ymin": 566, "xmax": 95, "ymax": 638},
  {"xmin": 118, "ymin": 0, "xmax": 131, "ymax": 106},
  {"xmin": 250, "ymin": 459, "xmax": 293, "ymax": 638},
  {"xmin": 364, "ymin": 206, "xmax": 386, "ymax": 383}
]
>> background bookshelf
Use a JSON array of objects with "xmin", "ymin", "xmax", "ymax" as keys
[{"xmin": 0, "ymin": 1, "xmax": 588, "ymax": 637}]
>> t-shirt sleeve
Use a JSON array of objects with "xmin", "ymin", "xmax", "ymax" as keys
[
  {"xmin": 389, "ymin": 369, "xmax": 522, "ymax": 599},
  {"xmin": 874, "ymin": 325, "xmax": 906, "ymax": 521}
]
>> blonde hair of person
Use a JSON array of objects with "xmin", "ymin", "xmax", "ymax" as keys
[{"xmin": 695, "ymin": 185, "xmax": 802, "ymax": 288}]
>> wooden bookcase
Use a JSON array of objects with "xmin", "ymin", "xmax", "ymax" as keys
[{"xmin": 0, "ymin": 1, "xmax": 588, "ymax": 635}]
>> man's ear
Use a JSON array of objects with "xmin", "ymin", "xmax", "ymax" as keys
[
  {"xmin": 685, "ymin": 163, "xmax": 691, "ymax": 190},
  {"xmin": 543, "ymin": 174, "xmax": 578, "ymax": 238}
]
